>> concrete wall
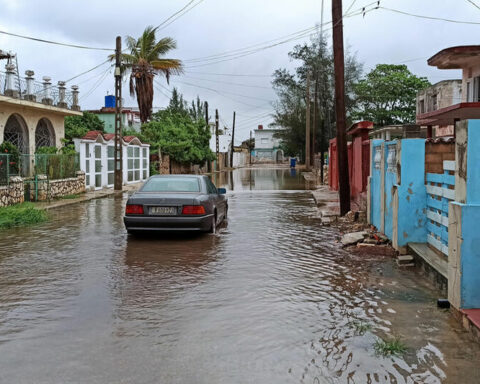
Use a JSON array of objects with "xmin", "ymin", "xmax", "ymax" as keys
[
  {"xmin": 448, "ymin": 119, "xmax": 480, "ymax": 309},
  {"xmin": 369, "ymin": 139, "xmax": 427, "ymax": 251},
  {"xmin": 395, "ymin": 139, "xmax": 427, "ymax": 249},
  {"xmin": 369, "ymin": 140, "xmax": 383, "ymax": 229}
]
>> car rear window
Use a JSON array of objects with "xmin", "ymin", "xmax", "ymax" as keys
[{"xmin": 141, "ymin": 177, "xmax": 201, "ymax": 192}]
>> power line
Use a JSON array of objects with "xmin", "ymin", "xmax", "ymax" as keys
[
  {"xmin": 158, "ymin": 0, "xmax": 205, "ymax": 31},
  {"xmin": 183, "ymin": 6, "xmax": 379, "ymax": 69},
  {"xmin": 186, "ymin": 71, "xmax": 271, "ymax": 77},
  {"xmin": 80, "ymin": 67, "xmax": 112, "ymax": 101},
  {"xmin": 175, "ymin": 80, "xmax": 272, "ymax": 102},
  {"xmin": 0, "ymin": 29, "xmax": 113, "ymax": 51},
  {"xmin": 183, "ymin": 0, "xmax": 381, "ymax": 68},
  {"xmin": 465, "ymin": 0, "xmax": 480, "ymax": 10},
  {"xmin": 183, "ymin": 75, "xmax": 272, "ymax": 89},
  {"xmin": 156, "ymin": 0, "xmax": 197, "ymax": 29},
  {"xmin": 379, "ymin": 6, "xmax": 480, "ymax": 25}
]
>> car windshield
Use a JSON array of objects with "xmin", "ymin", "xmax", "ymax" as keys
[{"xmin": 141, "ymin": 177, "xmax": 201, "ymax": 193}]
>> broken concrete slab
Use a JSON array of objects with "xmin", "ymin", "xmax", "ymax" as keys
[{"xmin": 341, "ymin": 231, "xmax": 367, "ymax": 246}]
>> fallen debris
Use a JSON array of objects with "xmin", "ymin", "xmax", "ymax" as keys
[{"xmin": 341, "ymin": 231, "xmax": 367, "ymax": 246}]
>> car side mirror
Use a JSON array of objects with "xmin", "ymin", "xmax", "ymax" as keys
[{"xmin": 217, "ymin": 188, "xmax": 226, "ymax": 194}]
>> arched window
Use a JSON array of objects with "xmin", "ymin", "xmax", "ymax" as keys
[
  {"xmin": 3, "ymin": 114, "xmax": 29, "ymax": 154},
  {"xmin": 35, "ymin": 118, "xmax": 55, "ymax": 150}
]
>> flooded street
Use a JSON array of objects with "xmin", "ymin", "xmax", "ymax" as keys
[{"xmin": 0, "ymin": 167, "xmax": 479, "ymax": 383}]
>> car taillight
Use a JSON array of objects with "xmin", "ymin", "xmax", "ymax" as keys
[
  {"xmin": 125, "ymin": 204, "xmax": 144, "ymax": 215},
  {"xmin": 182, "ymin": 205, "xmax": 206, "ymax": 215}
]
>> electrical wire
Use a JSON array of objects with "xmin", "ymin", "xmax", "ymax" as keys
[
  {"xmin": 156, "ymin": 0, "xmax": 197, "ymax": 29},
  {"xmin": 465, "ymin": 0, "xmax": 480, "ymax": 10},
  {"xmin": 174, "ymin": 80, "xmax": 272, "ymax": 102},
  {"xmin": 379, "ymin": 6, "xmax": 480, "ymax": 25},
  {"xmin": 158, "ymin": 0, "xmax": 205, "ymax": 31},
  {"xmin": 80, "ymin": 67, "xmax": 112, "ymax": 101},
  {"xmin": 186, "ymin": 71, "xmax": 271, "ymax": 77},
  {"xmin": 0, "ymin": 29, "xmax": 113, "ymax": 51},
  {"xmin": 183, "ymin": 0, "xmax": 382, "ymax": 68},
  {"xmin": 183, "ymin": 75, "xmax": 272, "ymax": 89}
]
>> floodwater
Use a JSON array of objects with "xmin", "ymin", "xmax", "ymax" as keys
[{"xmin": 0, "ymin": 166, "xmax": 479, "ymax": 384}]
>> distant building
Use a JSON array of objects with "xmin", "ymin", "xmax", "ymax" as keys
[
  {"xmin": 416, "ymin": 80, "xmax": 462, "ymax": 137},
  {"xmin": 416, "ymin": 45, "xmax": 480, "ymax": 134},
  {"xmin": 0, "ymin": 57, "xmax": 82, "ymax": 156},
  {"xmin": 253, "ymin": 125, "xmax": 284, "ymax": 162},
  {"xmin": 87, "ymin": 95, "xmax": 141, "ymax": 133}
]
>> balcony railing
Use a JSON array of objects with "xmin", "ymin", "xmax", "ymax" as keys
[{"xmin": 0, "ymin": 70, "xmax": 80, "ymax": 111}]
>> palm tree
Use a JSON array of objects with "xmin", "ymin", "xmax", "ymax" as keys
[{"xmin": 112, "ymin": 26, "xmax": 183, "ymax": 123}]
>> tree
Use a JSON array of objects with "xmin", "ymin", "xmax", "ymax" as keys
[
  {"xmin": 64, "ymin": 112, "xmax": 105, "ymax": 143},
  {"xmin": 142, "ymin": 111, "xmax": 213, "ymax": 164},
  {"xmin": 271, "ymin": 34, "xmax": 362, "ymax": 161},
  {"xmin": 138, "ymin": 90, "xmax": 214, "ymax": 164},
  {"xmin": 352, "ymin": 64, "xmax": 430, "ymax": 127},
  {"xmin": 113, "ymin": 26, "xmax": 183, "ymax": 123}
]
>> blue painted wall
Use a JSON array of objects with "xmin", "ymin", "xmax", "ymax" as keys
[
  {"xmin": 370, "ymin": 140, "xmax": 383, "ymax": 229},
  {"xmin": 396, "ymin": 139, "xmax": 427, "ymax": 247},
  {"xmin": 384, "ymin": 141, "xmax": 397, "ymax": 240},
  {"xmin": 459, "ymin": 203, "xmax": 480, "ymax": 308},
  {"xmin": 467, "ymin": 120, "xmax": 480, "ymax": 204}
]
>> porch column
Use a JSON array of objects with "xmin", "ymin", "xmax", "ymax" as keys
[
  {"xmin": 4, "ymin": 63, "xmax": 19, "ymax": 98},
  {"xmin": 71, "ymin": 85, "xmax": 80, "ymax": 111},
  {"xmin": 24, "ymin": 70, "xmax": 36, "ymax": 101},
  {"xmin": 42, "ymin": 76, "xmax": 53, "ymax": 105},
  {"xmin": 57, "ymin": 81, "xmax": 67, "ymax": 108}
]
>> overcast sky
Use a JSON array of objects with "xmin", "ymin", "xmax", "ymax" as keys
[{"xmin": 0, "ymin": 0, "xmax": 476, "ymax": 143}]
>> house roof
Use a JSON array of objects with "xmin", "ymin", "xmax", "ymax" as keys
[
  {"xmin": 347, "ymin": 121, "xmax": 373, "ymax": 136},
  {"xmin": 416, "ymin": 102, "xmax": 480, "ymax": 125},
  {"xmin": 428, "ymin": 45, "xmax": 480, "ymax": 69},
  {"xmin": 80, "ymin": 131, "xmax": 148, "ymax": 146}
]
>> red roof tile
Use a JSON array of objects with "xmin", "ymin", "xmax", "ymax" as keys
[{"xmin": 82, "ymin": 130, "xmax": 103, "ymax": 140}]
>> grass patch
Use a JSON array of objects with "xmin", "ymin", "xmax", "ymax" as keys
[
  {"xmin": 0, "ymin": 203, "xmax": 48, "ymax": 229},
  {"xmin": 374, "ymin": 337, "xmax": 407, "ymax": 357},
  {"xmin": 352, "ymin": 321, "xmax": 372, "ymax": 335},
  {"xmin": 61, "ymin": 194, "xmax": 81, "ymax": 200}
]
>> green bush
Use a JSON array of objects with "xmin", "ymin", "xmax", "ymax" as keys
[
  {"xmin": 0, "ymin": 141, "xmax": 20, "ymax": 175},
  {"xmin": 36, "ymin": 146, "xmax": 58, "ymax": 154},
  {"xmin": 0, "ymin": 203, "xmax": 48, "ymax": 229}
]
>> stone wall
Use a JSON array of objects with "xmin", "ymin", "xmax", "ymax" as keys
[
  {"xmin": 0, "ymin": 177, "xmax": 24, "ymax": 207},
  {"xmin": 0, "ymin": 172, "xmax": 86, "ymax": 208},
  {"xmin": 46, "ymin": 171, "xmax": 86, "ymax": 199}
]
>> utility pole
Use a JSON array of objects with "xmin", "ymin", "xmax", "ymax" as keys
[
  {"xmin": 114, "ymin": 36, "xmax": 123, "ymax": 191},
  {"xmin": 230, "ymin": 111, "xmax": 236, "ymax": 168},
  {"xmin": 313, "ymin": 74, "xmax": 319, "ymax": 169},
  {"xmin": 305, "ymin": 72, "xmax": 311, "ymax": 171},
  {"xmin": 249, "ymin": 130, "xmax": 252, "ymax": 165},
  {"xmin": 205, "ymin": 101, "xmax": 210, "ymax": 172},
  {"xmin": 215, "ymin": 109, "xmax": 219, "ymax": 172},
  {"xmin": 332, "ymin": 0, "xmax": 350, "ymax": 215}
]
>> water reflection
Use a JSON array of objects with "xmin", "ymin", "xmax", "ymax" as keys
[{"xmin": 0, "ymin": 168, "xmax": 479, "ymax": 383}]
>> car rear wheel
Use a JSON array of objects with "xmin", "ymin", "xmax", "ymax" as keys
[{"xmin": 209, "ymin": 212, "xmax": 217, "ymax": 234}]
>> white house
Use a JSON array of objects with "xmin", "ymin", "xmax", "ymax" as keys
[
  {"xmin": 74, "ymin": 131, "xmax": 149, "ymax": 190},
  {"xmin": 254, "ymin": 126, "xmax": 284, "ymax": 161}
]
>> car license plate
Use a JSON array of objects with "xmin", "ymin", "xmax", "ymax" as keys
[{"xmin": 150, "ymin": 206, "xmax": 177, "ymax": 216}]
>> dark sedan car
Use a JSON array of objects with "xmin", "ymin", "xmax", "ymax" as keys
[{"xmin": 124, "ymin": 175, "xmax": 228, "ymax": 234}]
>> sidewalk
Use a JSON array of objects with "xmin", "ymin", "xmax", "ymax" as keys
[{"xmin": 35, "ymin": 182, "xmax": 143, "ymax": 211}]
